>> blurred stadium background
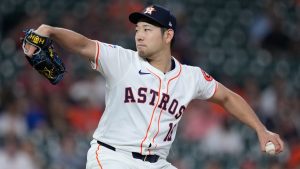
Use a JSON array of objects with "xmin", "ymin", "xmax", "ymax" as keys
[{"xmin": 0, "ymin": 0, "xmax": 300, "ymax": 168}]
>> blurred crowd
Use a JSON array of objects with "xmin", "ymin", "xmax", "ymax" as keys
[{"xmin": 0, "ymin": 0, "xmax": 300, "ymax": 169}]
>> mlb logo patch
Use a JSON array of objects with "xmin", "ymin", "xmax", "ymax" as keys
[
  {"xmin": 104, "ymin": 44, "xmax": 117, "ymax": 48},
  {"xmin": 108, "ymin": 44, "xmax": 116, "ymax": 48}
]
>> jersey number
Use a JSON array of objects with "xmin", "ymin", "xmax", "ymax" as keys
[{"xmin": 164, "ymin": 123, "xmax": 176, "ymax": 142}]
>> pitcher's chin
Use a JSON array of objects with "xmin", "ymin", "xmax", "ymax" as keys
[{"xmin": 138, "ymin": 51, "xmax": 147, "ymax": 58}]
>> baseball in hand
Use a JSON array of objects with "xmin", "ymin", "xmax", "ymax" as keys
[{"xmin": 265, "ymin": 141, "xmax": 276, "ymax": 155}]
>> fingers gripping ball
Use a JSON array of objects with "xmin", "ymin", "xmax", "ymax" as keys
[
  {"xmin": 21, "ymin": 29, "xmax": 66, "ymax": 85},
  {"xmin": 265, "ymin": 141, "xmax": 276, "ymax": 155}
]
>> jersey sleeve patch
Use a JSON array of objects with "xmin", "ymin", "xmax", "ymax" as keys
[
  {"xmin": 201, "ymin": 69, "xmax": 213, "ymax": 81},
  {"xmin": 193, "ymin": 67, "xmax": 217, "ymax": 100}
]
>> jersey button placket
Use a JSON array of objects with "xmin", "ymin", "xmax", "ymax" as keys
[
  {"xmin": 162, "ymin": 77, "xmax": 167, "ymax": 91},
  {"xmin": 151, "ymin": 91, "xmax": 163, "ymax": 148},
  {"xmin": 152, "ymin": 77, "xmax": 167, "ymax": 152}
]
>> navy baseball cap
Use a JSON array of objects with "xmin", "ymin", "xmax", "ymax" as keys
[{"xmin": 129, "ymin": 5, "xmax": 176, "ymax": 31}]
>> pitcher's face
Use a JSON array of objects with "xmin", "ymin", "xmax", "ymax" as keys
[{"xmin": 135, "ymin": 22, "xmax": 165, "ymax": 59}]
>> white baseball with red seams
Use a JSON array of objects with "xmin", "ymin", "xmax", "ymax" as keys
[
  {"xmin": 265, "ymin": 141, "xmax": 276, "ymax": 155},
  {"xmin": 90, "ymin": 40, "xmax": 218, "ymax": 159}
]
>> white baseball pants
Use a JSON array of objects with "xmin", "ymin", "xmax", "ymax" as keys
[{"xmin": 86, "ymin": 139, "xmax": 177, "ymax": 169}]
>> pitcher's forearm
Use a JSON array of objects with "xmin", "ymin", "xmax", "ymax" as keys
[
  {"xmin": 222, "ymin": 92, "xmax": 266, "ymax": 132},
  {"xmin": 34, "ymin": 24, "xmax": 95, "ymax": 60}
]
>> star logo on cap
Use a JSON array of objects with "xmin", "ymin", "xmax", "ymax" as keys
[{"xmin": 144, "ymin": 6, "xmax": 156, "ymax": 15}]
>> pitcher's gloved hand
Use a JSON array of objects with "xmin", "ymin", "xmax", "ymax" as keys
[{"xmin": 21, "ymin": 29, "xmax": 66, "ymax": 85}]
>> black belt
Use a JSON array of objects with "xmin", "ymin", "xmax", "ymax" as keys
[{"xmin": 97, "ymin": 141, "xmax": 159, "ymax": 163}]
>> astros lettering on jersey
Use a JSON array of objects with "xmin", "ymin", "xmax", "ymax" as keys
[{"xmin": 91, "ymin": 41, "xmax": 217, "ymax": 159}]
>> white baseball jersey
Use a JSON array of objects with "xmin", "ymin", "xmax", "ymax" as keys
[{"xmin": 90, "ymin": 40, "xmax": 217, "ymax": 159}]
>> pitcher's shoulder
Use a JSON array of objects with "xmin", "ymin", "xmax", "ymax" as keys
[{"xmin": 180, "ymin": 64, "xmax": 203, "ymax": 74}]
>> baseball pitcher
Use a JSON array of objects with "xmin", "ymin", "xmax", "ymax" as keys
[{"xmin": 22, "ymin": 4, "xmax": 284, "ymax": 169}]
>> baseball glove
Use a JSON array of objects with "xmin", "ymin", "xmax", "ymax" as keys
[{"xmin": 21, "ymin": 29, "xmax": 66, "ymax": 85}]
